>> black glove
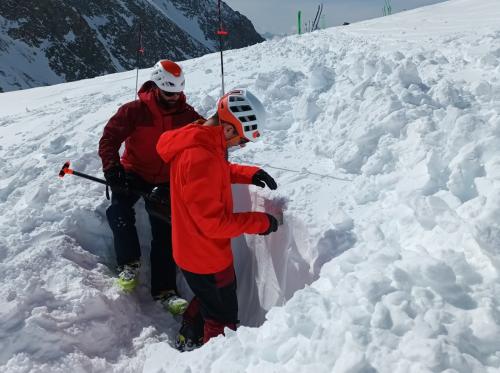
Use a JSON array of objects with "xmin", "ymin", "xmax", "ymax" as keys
[
  {"xmin": 260, "ymin": 214, "xmax": 279, "ymax": 235},
  {"xmin": 104, "ymin": 165, "xmax": 129, "ymax": 194},
  {"xmin": 252, "ymin": 170, "xmax": 277, "ymax": 190},
  {"xmin": 147, "ymin": 185, "xmax": 170, "ymax": 205},
  {"xmin": 145, "ymin": 185, "xmax": 171, "ymax": 224}
]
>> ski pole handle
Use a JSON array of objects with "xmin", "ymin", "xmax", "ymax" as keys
[
  {"xmin": 58, "ymin": 161, "xmax": 168, "ymax": 205},
  {"xmin": 58, "ymin": 161, "xmax": 171, "ymax": 223},
  {"xmin": 59, "ymin": 161, "xmax": 107, "ymax": 185}
]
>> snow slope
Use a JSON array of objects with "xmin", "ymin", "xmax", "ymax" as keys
[{"xmin": 1, "ymin": 0, "xmax": 500, "ymax": 371}]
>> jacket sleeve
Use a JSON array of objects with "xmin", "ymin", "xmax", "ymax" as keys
[
  {"xmin": 98, "ymin": 104, "xmax": 138, "ymax": 171},
  {"xmin": 187, "ymin": 104, "xmax": 205, "ymax": 122},
  {"xmin": 181, "ymin": 149, "xmax": 269, "ymax": 239},
  {"xmin": 228, "ymin": 163, "xmax": 260, "ymax": 184}
]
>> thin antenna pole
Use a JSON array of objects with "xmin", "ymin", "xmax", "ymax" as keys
[
  {"xmin": 135, "ymin": 23, "xmax": 144, "ymax": 100},
  {"xmin": 217, "ymin": 0, "xmax": 228, "ymax": 95}
]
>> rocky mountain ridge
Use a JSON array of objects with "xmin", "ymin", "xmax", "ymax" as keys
[{"xmin": 0, "ymin": 0, "xmax": 263, "ymax": 92}]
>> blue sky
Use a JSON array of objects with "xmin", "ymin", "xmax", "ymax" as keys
[{"xmin": 224, "ymin": 0, "xmax": 448, "ymax": 35}]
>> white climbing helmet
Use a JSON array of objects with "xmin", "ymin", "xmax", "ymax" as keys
[
  {"xmin": 217, "ymin": 88, "xmax": 267, "ymax": 142},
  {"xmin": 150, "ymin": 60, "xmax": 185, "ymax": 93}
]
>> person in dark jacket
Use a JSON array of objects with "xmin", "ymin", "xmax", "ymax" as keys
[
  {"xmin": 157, "ymin": 88, "xmax": 279, "ymax": 350},
  {"xmin": 98, "ymin": 59, "xmax": 202, "ymax": 315}
]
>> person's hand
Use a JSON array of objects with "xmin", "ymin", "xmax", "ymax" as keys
[
  {"xmin": 259, "ymin": 214, "xmax": 279, "ymax": 235},
  {"xmin": 252, "ymin": 170, "xmax": 277, "ymax": 190},
  {"xmin": 148, "ymin": 185, "xmax": 170, "ymax": 205},
  {"xmin": 104, "ymin": 165, "xmax": 129, "ymax": 194},
  {"xmin": 145, "ymin": 187, "xmax": 171, "ymax": 224}
]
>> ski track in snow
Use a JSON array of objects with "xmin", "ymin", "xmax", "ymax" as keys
[{"xmin": 1, "ymin": 0, "xmax": 500, "ymax": 372}]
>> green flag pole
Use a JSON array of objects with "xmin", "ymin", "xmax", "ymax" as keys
[{"xmin": 298, "ymin": 10, "xmax": 302, "ymax": 34}]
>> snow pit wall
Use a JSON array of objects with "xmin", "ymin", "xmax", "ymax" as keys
[{"xmin": 232, "ymin": 184, "xmax": 355, "ymax": 327}]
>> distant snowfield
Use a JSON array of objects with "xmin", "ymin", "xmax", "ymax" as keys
[{"xmin": 1, "ymin": 0, "xmax": 500, "ymax": 372}]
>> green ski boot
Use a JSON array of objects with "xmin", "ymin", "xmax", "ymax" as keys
[
  {"xmin": 116, "ymin": 261, "xmax": 140, "ymax": 292},
  {"xmin": 175, "ymin": 322, "xmax": 203, "ymax": 352},
  {"xmin": 154, "ymin": 290, "xmax": 189, "ymax": 316}
]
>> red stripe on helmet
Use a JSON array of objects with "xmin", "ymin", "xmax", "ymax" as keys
[{"xmin": 160, "ymin": 60, "xmax": 182, "ymax": 77}]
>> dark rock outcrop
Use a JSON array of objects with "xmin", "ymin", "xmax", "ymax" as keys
[{"xmin": 0, "ymin": 0, "xmax": 264, "ymax": 91}]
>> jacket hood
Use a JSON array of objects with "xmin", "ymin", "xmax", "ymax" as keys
[
  {"xmin": 138, "ymin": 81, "xmax": 187, "ymax": 115},
  {"xmin": 157, "ymin": 123, "xmax": 225, "ymax": 164}
]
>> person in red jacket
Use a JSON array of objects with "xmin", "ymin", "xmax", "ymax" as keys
[
  {"xmin": 156, "ymin": 88, "xmax": 279, "ymax": 351},
  {"xmin": 98, "ymin": 59, "xmax": 202, "ymax": 315}
]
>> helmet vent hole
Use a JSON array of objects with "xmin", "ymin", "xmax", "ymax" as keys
[
  {"xmin": 239, "ymin": 115, "xmax": 257, "ymax": 123},
  {"xmin": 229, "ymin": 105, "xmax": 252, "ymax": 113},
  {"xmin": 228, "ymin": 96, "xmax": 246, "ymax": 102}
]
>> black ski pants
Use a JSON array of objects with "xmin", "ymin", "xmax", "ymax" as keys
[
  {"xmin": 181, "ymin": 265, "xmax": 238, "ymax": 343},
  {"xmin": 106, "ymin": 178, "xmax": 176, "ymax": 296}
]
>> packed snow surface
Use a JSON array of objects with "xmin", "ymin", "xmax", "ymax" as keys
[{"xmin": 1, "ymin": 0, "xmax": 500, "ymax": 371}]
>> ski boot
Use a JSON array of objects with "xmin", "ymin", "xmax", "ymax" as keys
[
  {"xmin": 175, "ymin": 322, "xmax": 203, "ymax": 352},
  {"xmin": 116, "ymin": 261, "xmax": 140, "ymax": 292},
  {"xmin": 154, "ymin": 290, "xmax": 189, "ymax": 316}
]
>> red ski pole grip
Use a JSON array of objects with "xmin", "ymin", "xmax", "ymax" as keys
[{"xmin": 58, "ymin": 161, "xmax": 73, "ymax": 178}]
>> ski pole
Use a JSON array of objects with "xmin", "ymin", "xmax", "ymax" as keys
[
  {"xmin": 59, "ymin": 161, "xmax": 107, "ymax": 185},
  {"xmin": 312, "ymin": 5, "xmax": 321, "ymax": 32},
  {"xmin": 313, "ymin": 4, "xmax": 323, "ymax": 31},
  {"xmin": 58, "ymin": 161, "xmax": 171, "ymax": 222},
  {"xmin": 58, "ymin": 161, "xmax": 171, "ymax": 203},
  {"xmin": 58, "ymin": 160, "xmax": 152, "ymax": 198},
  {"xmin": 59, "ymin": 160, "xmax": 115, "ymax": 201}
]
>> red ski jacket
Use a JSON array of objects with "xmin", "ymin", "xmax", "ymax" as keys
[
  {"xmin": 156, "ymin": 123, "xmax": 270, "ymax": 274},
  {"xmin": 98, "ymin": 81, "xmax": 202, "ymax": 184}
]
